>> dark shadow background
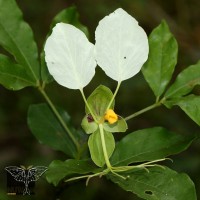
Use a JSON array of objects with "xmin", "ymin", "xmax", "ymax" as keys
[{"xmin": 0, "ymin": 0, "xmax": 200, "ymax": 199}]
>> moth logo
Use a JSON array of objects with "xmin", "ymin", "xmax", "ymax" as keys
[{"xmin": 5, "ymin": 165, "xmax": 48, "ymax": 195}]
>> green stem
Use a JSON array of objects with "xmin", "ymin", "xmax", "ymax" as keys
[
  {"xmin": 65, "ymin": 169, "xmax": 109, "ymax": 185},
  {"xmin": 106, "ymin": 81, "xmax": 121, "ymax": 110},
  {"xmin": 156, "ymin": 96, "xmax": 160, "ymax": 103},
  {"xmin": 38, "ymin": 87, "xmax": 80, "ymax": 154},
  {"xmin": 99, "ymin": 124, "xmax": 112, "ymax": 169},
  {"xmin": 124, "ymin": 101, "xmax": 162, "ymax": 121},
  {"xmin": 80, "ymin": 88, "xmax": 98, "ymax": 123}
]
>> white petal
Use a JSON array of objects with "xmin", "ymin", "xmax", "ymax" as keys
[
  {"xmin": 44, "ymin": 23, "xmax": 96, "ymax": 89},
  {"xmin": 95, "ymin": 8, "xmax": 149, "ymax": 82}
]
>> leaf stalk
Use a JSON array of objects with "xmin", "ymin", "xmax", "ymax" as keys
[
  {"xmin": 124, "ymin": 99, "xmax": 165, "ymax": 121},
  {"xmin": 38, "ymin": 87, "xmax": 80, "ymax": 157}
]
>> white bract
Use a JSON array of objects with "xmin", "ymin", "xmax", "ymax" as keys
[
  {"xmin": 44, "ymin": 9, "xmax": 149, "ymax": 89},
  {"xmin": 44, "ymin": 23, "xmax": 96, "ymax": 89},
  {"xmin": 95, "ymin": 8, "xmax": 149, "ymax": 82}
]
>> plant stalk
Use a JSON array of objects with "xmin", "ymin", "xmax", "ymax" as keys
[
  {"xmin": 99, "ymin": 124, "xmax": 112, "ymax": 169},
  {"xmin": 106, "ymin": 81, "xmax": 121, "ymax": 110},
  {"xmin": 124, "ymin": 102, "xmax": 162, "ymax": 121},
  {"xmin": 80, "ymin": 88, "xmax": 98, "ymax": 123},
  {"xmin": 38, "ymin": 87, "xmax": 80, "ymax": 154}
]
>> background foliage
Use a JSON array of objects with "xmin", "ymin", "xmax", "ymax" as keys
[{"xmin": 0, "ymin": 0, "xmax": 200, "ymax": 199}]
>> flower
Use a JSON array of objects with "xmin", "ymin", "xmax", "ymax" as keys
[{"xmin": 104, "ymin": 109, "xmax": 118, "ymax": 124}]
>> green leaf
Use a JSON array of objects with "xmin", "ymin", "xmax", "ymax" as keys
[
  {"xmin": 165, "ymin": 61, "xmax": 200, "ymax": 99},
  {"xmin": 111, "ymin": 127, "xmax": 194, "ymax": 166},
  {"xmin": 0, "ymin": 0, "xmax": 40, "ymax": 83},
  {"xmin": 103, "ymin": 117, "xmax": 128, "ymax": 133},
  {"xmin": 86, "ymin": 85, "xmax": 114, "ymax": 119},
  {"xmin": 81, "ymin": 115, "xmax": 98, "ymax": 134},
  {"xmin": 142, "ymin": 20, "xmax": 178, "ymax": 98},
  {"xmin": 88, "ymin": 129, "xmax": 115, "ymax": 167},
  {"xmin": 46, "ymin": 159, "xmax": 98, "ymax": 186},
  {"xmin": 28, "ymin": 103, "xmax": 79, "ymax": 158},
  {"xmin": 41, "ymin": 6, "xmax": 89, "ymax": 84},
  {"xmin": 165, "ymin": 95, "xmax": 200, "ymax": 126},
  {"xmin": 0, "ymin": 54, "xmax": 35, "ymax": 90},
  {"xmin": 175, "ymin": 95, "xmax": 200, "ymax": 126},
  {"xmin": 108, "ymin": 166, "xmax": 197, "ymax": 200},
  {"xmin": 40, "ymin": 51, "xmax": 53, "ymax": 84},
  {"xmin": 51, "ymin": 6, "xmax": 89, "ymax": 37}
]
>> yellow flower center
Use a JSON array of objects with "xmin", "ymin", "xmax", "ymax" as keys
[{"xmin": 104, "ymin": 109, "xmax": 118, "ymax": 124}]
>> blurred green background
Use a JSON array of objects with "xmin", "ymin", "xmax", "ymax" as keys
[{"xmin": 0, "ymin": 0, "xmax": 200, "ymax": 199}]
